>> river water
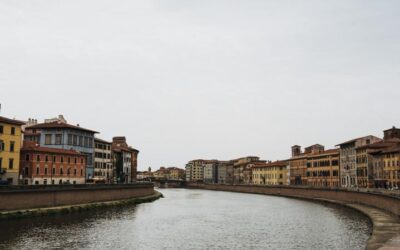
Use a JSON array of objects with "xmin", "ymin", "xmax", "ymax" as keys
[{"xmin": 0, "ymin": 189, "xmax": 371, "ymax": 250}]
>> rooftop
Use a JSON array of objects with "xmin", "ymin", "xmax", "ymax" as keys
[
  {"xmin": 27, "ymin": 121, "xmax": 98, "ymax": 134},
  {"xmin": 21, "ymin": 142, "xmax": 84, "ymax": 156},
  {"xmin": 0, "ymin": 116, "xmax": 25, "ymax": 126}
]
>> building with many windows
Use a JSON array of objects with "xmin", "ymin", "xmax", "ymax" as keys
[
  {"xmin": 306, "ymin": 149, "xmax": 340, "ymax": 188},
  {"xmin": 25, "ymin": 118, "xmax": 97, "ymax": 181},
  {"xmin": 94, "ymin": 138, "xmax": 113, "ymax": 183},
  {"xmin": 233, "ymin": 156, "xmax": 264, "ymax": 184},
  {"xmin": 252, "ymin": 161, "xmax": 289, "ymax": 185},
  {"xmin": 203, "ymin": 160, "xmax": 219, "ymax": 184},
  {"xmin": 359, "ymin": 127, "xmax": 400, "ymax": 188},
  {"xmin": 112, "ymin": 137, "xmax": 139, "ymax": 183},
  {"xmin": 20, "ymin": 141, "xmax": 86, "ymax": 185},
  {"xmin": 0, "ymin": 116, "xmax": 25, "ymax": 185},
  {"xmin": 185, "ymin": 159, "xmax": 207, "ymax": 182},
  {"xmin": 288, "ymin": 144, "xmax": 324, "ymax": 185},
  {"xmin": 337, "ymin": 135, "xmax": 381, "ymax": 188}
]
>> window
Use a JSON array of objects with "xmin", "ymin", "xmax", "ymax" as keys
[
  {"xmin": 0, "ymin": 125, "xmax": 3, "ymax": 134},
  {"xmin": 9, "ymin": 141, "xmax": 14, "ymax": 152},
  {"xmin": 44, "ymin": 168, "xmax": 48, "ymax": 175},
  {"xmin": 36, "ymin": 167, "xmax": 39, "ymax": 175},
  {"xmin": 61, "ymin": 156, "xmax": 64, "ymax": 163},
  {"xmin": 53, "ymin": 155, "xmax": 56, "ymax": 162},
  {"xmin": 73, "ymin": 135, "xmax": 77, "ymax": 146},
  {"xmin": 60, "ymin": 168, "xmax": 64, "ymax": 175},
  {"xmin": 84, "ymin": 137, "xmax": 89, "ymax": 147},
  {"xmin": 55, "ymin": 134, "xmax": 62, "ymax": 145},
  {"xmin": 26, "ymin": 154, "xmax": 30, "ymax": 161},
  {"xmin": 0, "ymin": 158, "xmax": 2, "ymax": 168},
  {"xmin": 45, "ymin": 155, "xmax": 49, "ymax": 162},
  {"xmin": 81, "ymin": 169, "xmax": 83, "ymax": 176},
  {"xmin": 68, "ymin": 157, "xmax": 71, "ymax": 164},
  {"xmin": 11, "ymin": 127, "xmax": 15, "ymax": 135},
  {"xmin": 45, "ymin": 134, "xmax": 52, "ymax": 145},
  {"xmin": 36, "ymin": 155, "xmax": 40, "ymax": 162},
  {"xmin": 78, "ymin": 136, "xmax": 83, "ymax": 146},
  {"xmin": 52, "ymin": 168, "xmax": 56, "ymax": 175},
  {"xmin": 0, "ymin": 140, "xmax": 4, "ymax": 151},
  {"xmin": 74, "ymin": 157, "xmax": 77, "ymax": 164},
  {"xmin": 68, "ymin": 134, "xmax": 73, "ymax": 145},
  {"xmin": 74, "ymin": 168, "xmax": 77, "ymax": 176}
]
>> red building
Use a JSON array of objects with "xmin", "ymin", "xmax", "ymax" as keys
[{"xmin": 20, "ymin": 141, "xmax": 86, "ymax": 185}]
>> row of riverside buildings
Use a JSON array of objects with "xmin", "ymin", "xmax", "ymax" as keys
[
  {"xmin": 0, "ymin": 114, "xmax": 139, "ymax": 185},
  {"xmin": 185, "ymin": 126, "xmax": 400, "ymax": 189},
  {"xmin": 137, "ymin": 166, "xmax": 185, "ymax": 181}
]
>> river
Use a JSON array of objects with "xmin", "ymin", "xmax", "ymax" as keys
[{"xmin": 0, "ymin": 189, "xmax": 372, "ymax": 250}]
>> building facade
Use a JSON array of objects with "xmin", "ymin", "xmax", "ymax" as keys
[
  {"xmin": 233, "ymin": 156, "xmax": 263, "ymax": 184},
  {"xmin": 252, "ymin": 161, "xmax": 288, "ymax": 185},
  {"xmin": 0, "ymin": 116, "xmax": 24, "ymax": 185},
  {"xmin": 288, "ymin": 144, "xmax": 325, "ymax": 185},
  {"xmin": 306, "ymin": 149, "xmax": 340, "ymax": 188},
  {"xmin": 94, "ymin": 138, "xmax": 113, "ymax": 183},
  {"xmin": 167, "ymin": 167, "xmax": 185, "ymax": 180},
  {"xmin": 185, "ymin": 159, "xmax": 206, "ymax": 182},
  {"xmin": 111, "ymin": 137, "xmax": 139, "ymax": 183},
  {"xmin": 25, "ymin": 119, "xmax": 97, "ymax": 181},
  {"xmin": 204, "ymin": 161, "xmax": 219, "ymax": 184},
  {"xmin": 337, "ymin": 135, "xmax": 381, "ymax": 188},
  {"xmin": 20, "ymin": 141, "xmax": 86, "ymax": 185}
]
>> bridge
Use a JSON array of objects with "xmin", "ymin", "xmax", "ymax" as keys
[{"xmin": 139, "ymin": 177, "xmax": 186, "ymax": 188}]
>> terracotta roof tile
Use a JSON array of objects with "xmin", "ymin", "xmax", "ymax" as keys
[
  {"xmin": 27, "ymin": 121, "xmax": 98, "ymax": 133},
  {"xmin": 0, "ymin": 116, "xmax": 25, "ymax": 126}
]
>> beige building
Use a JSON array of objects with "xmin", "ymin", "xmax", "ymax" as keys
[
  {"xmin": 337, "ymin": 135, "xmax": 381, "ymax": 188},
  {"xmin": 185, "ymin": 159, "xmax": 206, "ymax": 182},
  {"xmin": 252, "ymin": 161, "xmax": 288, "ymax": 185},
  {"xmin": 233, "ymin": 156, "xmax": 265, "ymax": 184},
  {"xmin": 94, "ymin": 138, "xmax": 113, "ymax": 183}
]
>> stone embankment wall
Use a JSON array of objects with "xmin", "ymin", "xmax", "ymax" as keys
[
  {"xmin": 187, "ymin": 183, "xmax": 400, "ymax": 217},
  {"xmin": 0, "ymin": 183, "xmax": 155, "ymax": 211}
]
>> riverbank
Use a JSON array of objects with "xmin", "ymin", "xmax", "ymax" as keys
[
  {"xmin": 187, "ymin": 183, "xmax": 400, "ymax": 250},
  {"xmin": 0, "ymin": 183, "xmax": 155, "ymax": 212},
  {"xmin": 0, "ymin": 190, "xmax": 163, "ymax": 220}
]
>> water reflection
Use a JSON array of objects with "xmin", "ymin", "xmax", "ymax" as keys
[{"xmin": 0, "ymin": 189, "xmax": 371, "ymax": 250}]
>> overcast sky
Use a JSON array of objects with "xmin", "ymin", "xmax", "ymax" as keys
[{"xmin": 1, "ymin": 0, "xmax": 399, "ymax": 170}]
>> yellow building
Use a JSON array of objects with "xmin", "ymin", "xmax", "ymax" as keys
[
  {"xmin": 382, "ymin": 147, "xmax": 400, "ymax": 188},
  {"xmin": 0, "ymin": 116, "xmax": 24, "ymax": 185},
  {"xmin": 252, "ymin": 161, "xmax": 288, "ymax": 185},
  {"xmin": 370, "ymin": 145, "xmax": 400, "ymax": 188}
]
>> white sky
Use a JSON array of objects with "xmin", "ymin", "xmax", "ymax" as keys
[{"xmin": 1, "ymin": 0, "xmax": 399, "ymax": 170}]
